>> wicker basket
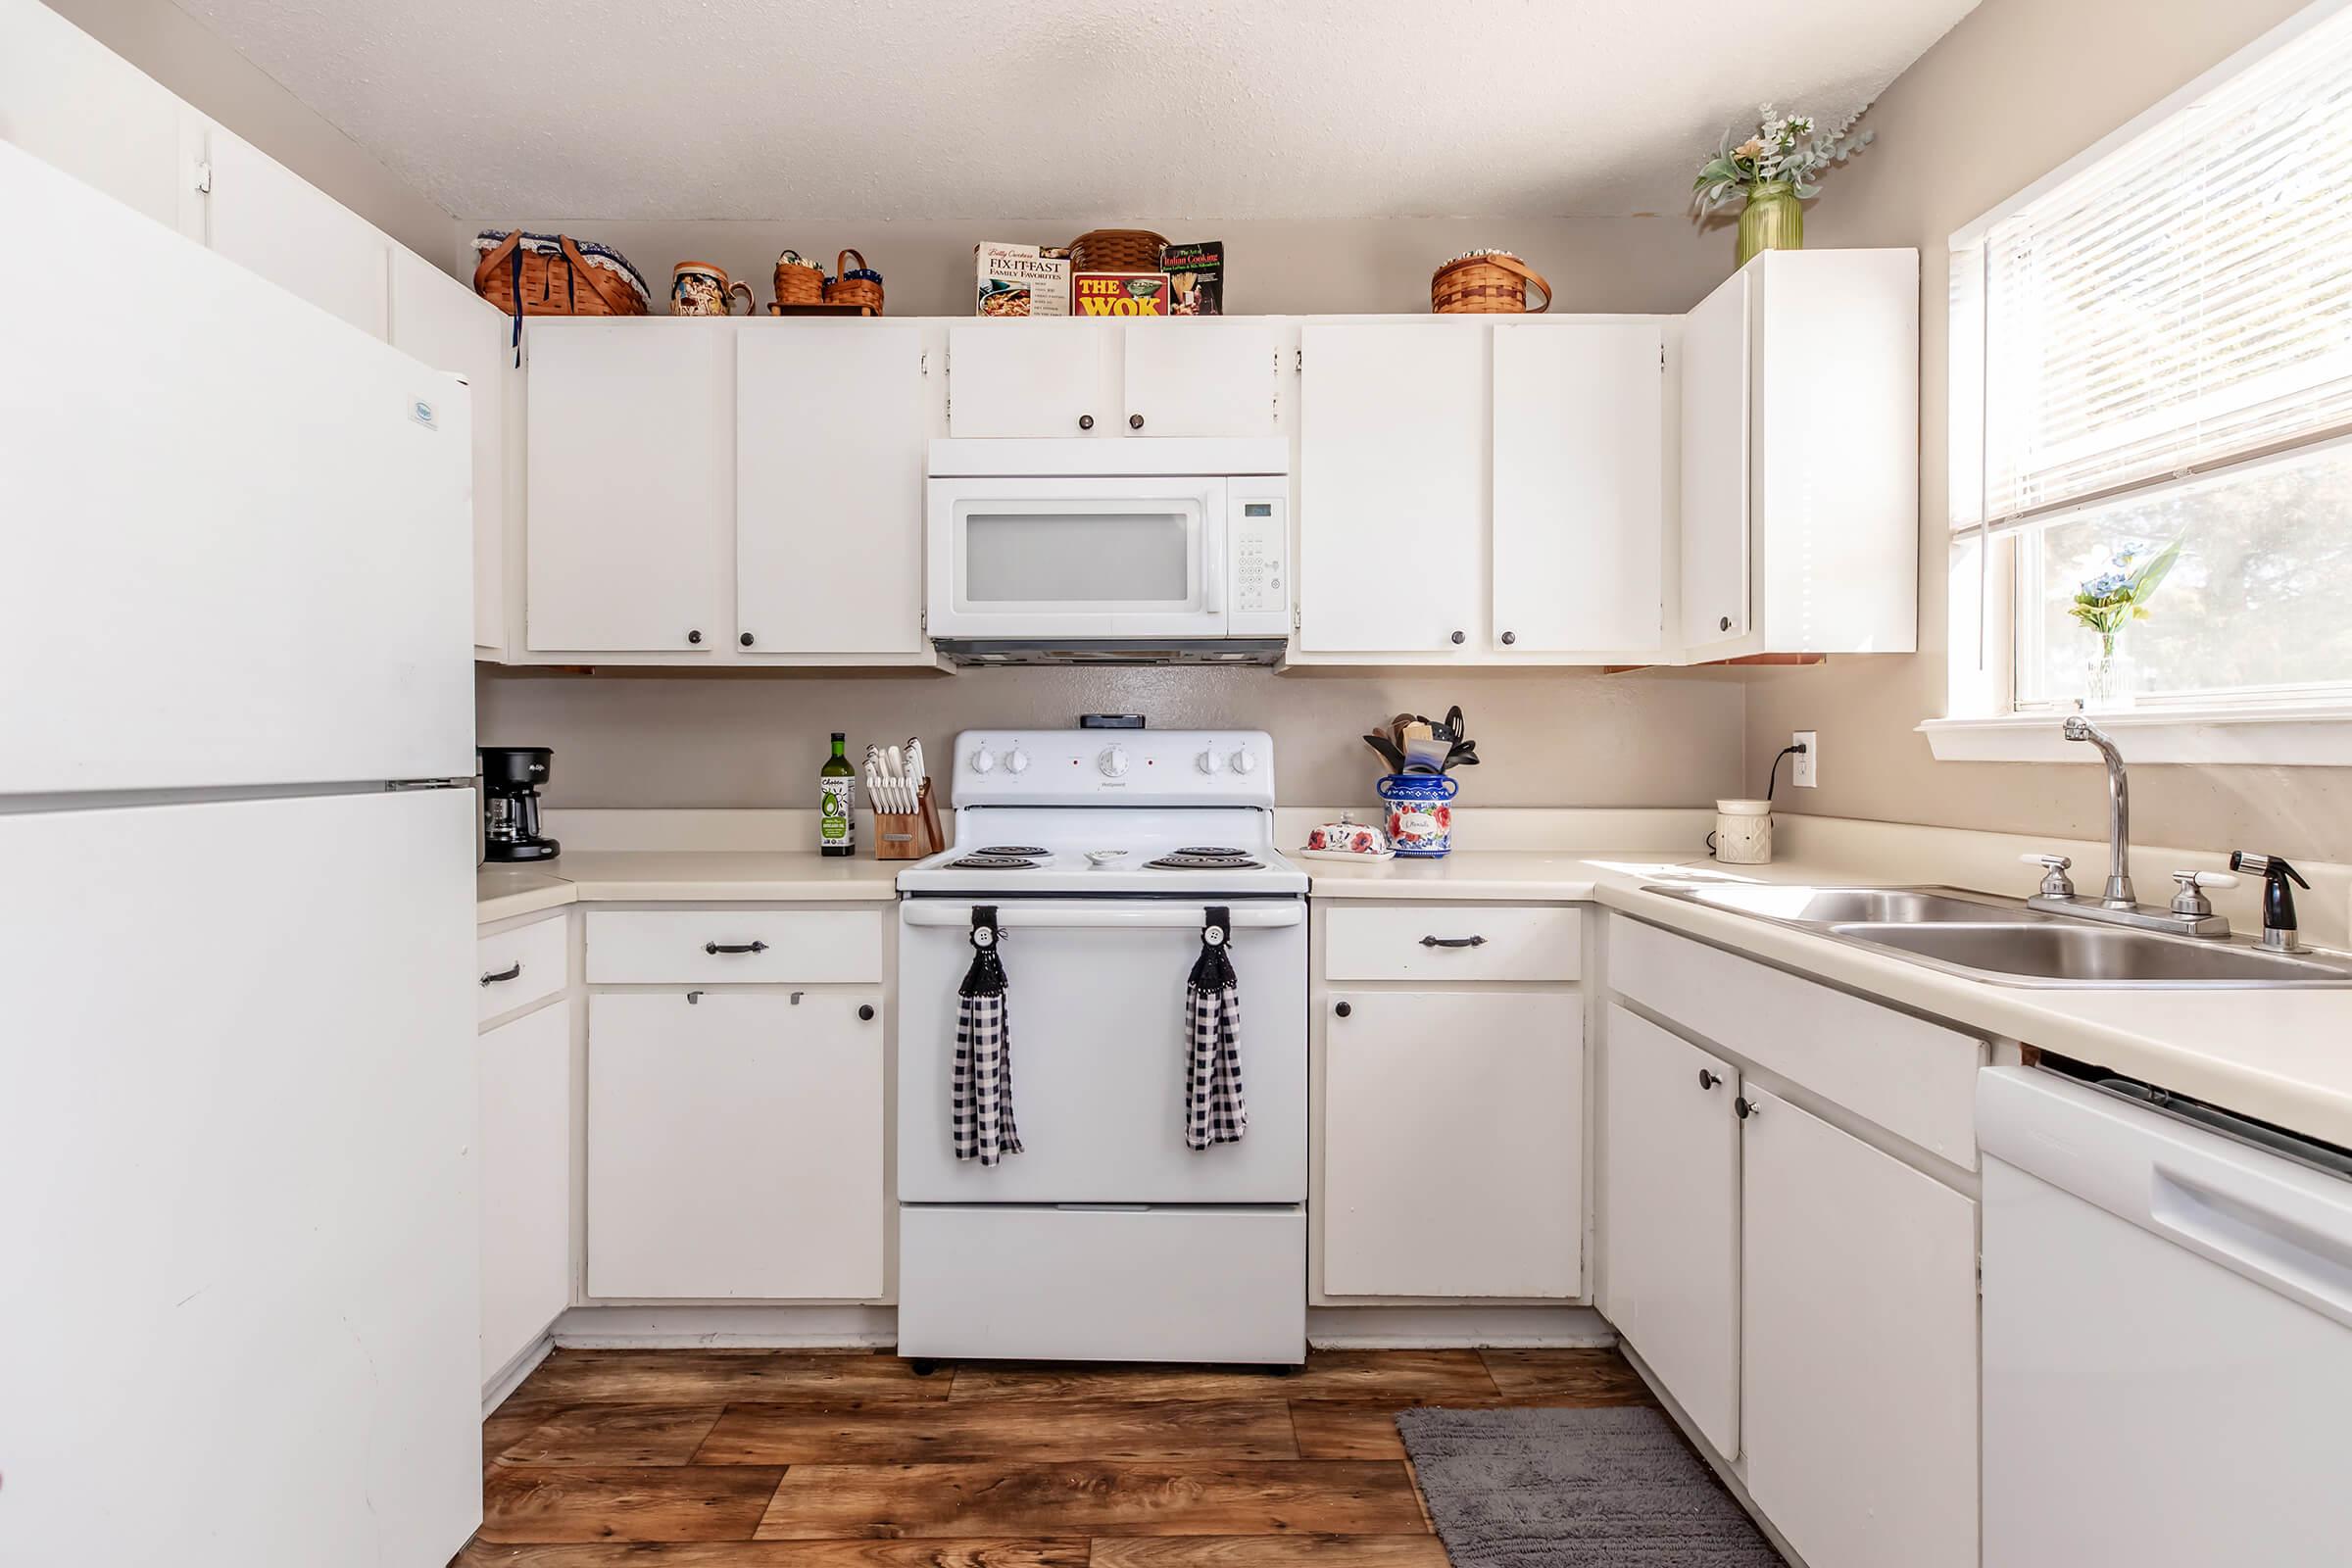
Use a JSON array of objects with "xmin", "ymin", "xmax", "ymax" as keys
[
  {"xmin": 1068, "ymin": 228, "xmax": 1168, "ymax": 273},
  {"xmin": 772, "ymin": 250, "xmax": 825, "ymax": 308},
  {"xmin": 1432, "ymin": 250, "xmax": 1551, "ymax": 315},
  {"xmin": 472, "ymin": 230, "xmax": 648, "ymax": 318},
  {"xmin": 823, "ymin": 249, "xmax": 884, "ymax": 314}
]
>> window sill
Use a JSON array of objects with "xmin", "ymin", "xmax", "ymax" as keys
[{"xmin": 1919, "ymin": 704, "xmax": 2352, "ymax": 765}]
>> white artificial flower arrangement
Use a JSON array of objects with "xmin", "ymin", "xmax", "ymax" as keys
[{"xmin": 1693, "ymin": 103, "xmax": 1875, "ymax": 213}]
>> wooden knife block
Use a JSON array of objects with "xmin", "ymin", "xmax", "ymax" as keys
[{"xmin": 874, "ymin": 779, "xmax": 945, "ymax": 860}]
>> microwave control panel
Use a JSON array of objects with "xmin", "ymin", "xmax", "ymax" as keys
[{"xmin": 1228, "ymin": 480, "xmax": 1290, "ymax": 632}]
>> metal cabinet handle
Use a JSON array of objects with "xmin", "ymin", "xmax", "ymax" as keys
[
  {"xmin": 1078, "ymin": 414, "xmax": 1095, "ymax": 430},
  {"xmin": 858, "ymin": 1004, "xmax": 876, "ymax": 1022},
  {"xmin": 479, "ymin": 962, "xmax": 522, "ymax": 986},
  {"xmin": 688, "ymin": 629, "xmax": 704, "ymax": 644},
  {"xmin": 1698, "ymin": 1068, "xmax": 1721, "ymax": 1090},
  {"xmin": 705, "ymin": 940, "xmax": 770, "ymax": 956},
  {"xmin": 1500, "ymin": 630, "xmax": 1516, "ymax": 646},
  {"xmin": 1718, "ymin": 615, "xmax": 1733, "ymax": 632},
  {"xmin": 1129, "ymin": 413, "xmax": 1145, "ymax": 429},
  {"xmin": 740, "ymin": 631, "xmax": 755, "ymax": 647},
  {"xmin": 1449, "ymin": 630, "xmax": 1465, "ymax": 645},
  {"xmin": 1334, "ymin": 1001, "xmax": 1352, "ymax": 1018},
  {"xmin": 1420, "ymin": 935, "xmax": 1488, "ymax": 949},
  {"xmin": 1735, "ymin": 1095, "xmax": 1759, "ymax": 1120}
]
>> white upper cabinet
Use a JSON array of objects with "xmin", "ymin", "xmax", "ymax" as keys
[
  {"xmin": 390, "ymin": 248, "xmax": 512, "ymax": 654},
  {"xmin": 526, "ymin": 318, "xmax": 728, "ymax": 654},
  {"xmin": 202, "ymin": 129, "xmax": 390, "ymax": 340},
  {"xmin": 1298, "ymin": 322, "xmax": 1487, "ymax": 655},
  {"xmin": 1121, "ymin": 319, "xmax": 1283, "ymax": 437},
  {"xmin": 1600, "ymin": 1004, "xmax": 1740, "ymax": 1455},
  {"xmin": 737, "ymin": 324, "xmax": 929, "ymax": 656},
  {"xmin": 1493, "ymin": 321, "xmax": 1666, "ymax": 654},
  {"xmin": 1680, "ymin": 249, "xmax": 1919, "ymax": 657},
  {"xmin": 948, "ymin": 321, "xmax": 1109, "ymax": 437},
  {"xmin": 0, "ymin": 0, "xmax": 199, "ymax": 236},
  {"xmin": 1680, "ymin": 271, "xmax": 1751, "ymax": 647},
  {"xmin": 1740, "ymin": 1087, "xmax": 1979, "ymax": 1568}
]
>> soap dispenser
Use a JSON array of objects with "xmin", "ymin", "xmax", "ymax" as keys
[{"xmin": 2229, "ymin": 851, "xmax": 2311, "ymax": 952}]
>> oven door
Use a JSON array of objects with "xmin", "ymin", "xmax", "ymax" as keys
[
  {"xmin": 898, "ymin": 898, "xmax": 1305, "ymax": 1203},
  {"xmin": 926, "ymin": 476, "xmax": 1228, "ymax": 639}
]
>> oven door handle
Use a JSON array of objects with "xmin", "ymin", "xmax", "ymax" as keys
[{"xmin": 903, "ymin": 901, "xmax": 1303, "ymax": 930}]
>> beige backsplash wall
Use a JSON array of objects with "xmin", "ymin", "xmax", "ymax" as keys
[
  {"xmin": 477, "ymin": 666, "xmax": 1748, "ymax": 813},
  {"xmin": 447, "ymin": 216, "xmax": 1728, "ymax": 318},
  {"xmin": 1739, "ymin": 0, "xmax": 2352, "ymax": 863}
]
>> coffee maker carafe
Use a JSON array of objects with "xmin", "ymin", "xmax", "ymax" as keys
[{"xmin": 479, "ymin": 746, "xmax": 559, "ymax": 862}]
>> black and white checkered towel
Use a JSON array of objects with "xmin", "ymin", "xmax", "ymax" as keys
[
  {"xmin": 1185, "ymin": 906, "xmax": 1248, "ymax": 1151},
  {"xmin": 954, "ymin": 906, "xmax": 1022, "ymax": 1166}
]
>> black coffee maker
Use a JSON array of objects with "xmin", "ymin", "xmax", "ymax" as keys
[{"xmin": 479, "ymin": 746, "xmax": 559, "ymax": 862}]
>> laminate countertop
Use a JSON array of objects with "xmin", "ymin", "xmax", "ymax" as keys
[
  {"xmin": 1314, "ymin": 849, "xmax": 2352, "ymax": 1152},
  {"xmin": 476, "ymin": 853, "xmax": 902, "ymax": 924}
]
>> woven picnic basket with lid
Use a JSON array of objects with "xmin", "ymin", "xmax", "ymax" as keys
[
  {"xmin": 472, "ymin": 230, "xmax": 650, "ymax": 318},
  {"xmin": 1431, "ymin": 249, "xmax": 1551, "ymax": 314}
]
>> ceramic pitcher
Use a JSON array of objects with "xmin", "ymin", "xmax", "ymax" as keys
[{"xmin": 670, "ymin": 262, "xmax": 755, "ymax": 317}]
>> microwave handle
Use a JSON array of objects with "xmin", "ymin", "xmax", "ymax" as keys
[{"xmin": 1201, "ymin": 488, "xmax": 1226, "ymax": 615}]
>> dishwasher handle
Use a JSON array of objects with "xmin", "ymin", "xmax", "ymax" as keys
[{"xmin": 2150, "ymin": 1165, "xmax": 2352, "ymax": 1330}]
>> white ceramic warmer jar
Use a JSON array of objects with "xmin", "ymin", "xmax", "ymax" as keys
[{"xmin": 1709, "ymin": 798, "xmax": 1773, "ymax": 864}]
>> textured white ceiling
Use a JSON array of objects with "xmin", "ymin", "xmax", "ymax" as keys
[{"xmin": 174, "ymin": 0, "xmax": 1978, "ymax": 220}]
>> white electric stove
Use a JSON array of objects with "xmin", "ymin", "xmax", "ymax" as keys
[{"xmin": 895, "ymin": 727, "xmax": 1307, "ymax": 1366}]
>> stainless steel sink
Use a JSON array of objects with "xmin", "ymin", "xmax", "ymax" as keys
[
  {"xmin": 1828, "ymin": 921, "xmax": 2352, "ymax": 987},
  {"xmin": 1642, "ymin": 880, "xmax": 2352, "ymax": 988},
  {"xmin": 1656, "ymin": 884, "xmax": 2022, "ymax": 924}
]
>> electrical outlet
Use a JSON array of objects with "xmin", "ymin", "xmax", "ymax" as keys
[{"xmin": 1792, "ymin": 731, "xmax": 1818, "ymax": 788}]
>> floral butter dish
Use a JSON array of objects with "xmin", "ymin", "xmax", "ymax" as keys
[{"xmin": 1298, "ymin": 811, "xmax": 1395, "ymax": 861}]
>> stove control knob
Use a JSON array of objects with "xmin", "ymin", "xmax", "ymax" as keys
[
  {"xmin": 1098, "ymin": 745, "xmax": 1130, "ymax": 778},
  {"xmin": 969, "ymin": 747, "xmax": 996, "ymax": 775},
  {"xmin": 1230, "ymin": 749, "xmax": 1258, "ymax": 775},
  {"xmin": 1197, "ymin": 749, "xmax": 1224, "ymax": 775},
  {"xmin": 1004, "ymin": 747, "xmax": 1030, "ymax": 775}
]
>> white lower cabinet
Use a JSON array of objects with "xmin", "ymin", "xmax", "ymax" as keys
[
  {"xmin": 478, "ymin": 1001, "xmax": 571, "ymax": 1384},
  {"xmin": 587, "ymin": 989, "xmax": 885, "ymax": 1299},
  {"xmin": 1600, "ymin": 1004, "xmax": 1739, "ymax": 1454},
  {"xmin": 1740, "ymin": 1087, "xmax": 1980, "ymax": 1568},
  {"xmin": 1323, "ymin": 987, "xmax": 1583, "ymax": 1298}
]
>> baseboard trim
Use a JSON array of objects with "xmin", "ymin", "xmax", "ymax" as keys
[
  {"xmin": 1307, "ymin": 1303, "xmax": 1615, "ymax": 1348},
  {"xmin": 481, "ymin": 1336, "xmax": 556, "ymax": 1414},
  {"xmin": 551, "ymin": 1302, "xmax": 898, "ymax": 1348}
]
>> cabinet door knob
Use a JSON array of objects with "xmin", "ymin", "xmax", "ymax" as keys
[
  {"xmin": 1500, "ymin": 631, "xmax": 1517, "ymax": 646},
  {"xmin": 1129, "ymin": 413, "xmax": 1145, "ymax": 429},
  {"xmin": 1719, "ymin": 615, "xmax": 1733, "ymax": 632},
  {"xmin": 858, "ymin": 1004, "xmax": 876, "ymax": 1022},
  {"xmin": 740, "ymin": 631, "xmax": 755, "ymax": 647},
  {"xmin": 1078, "ymin": 414, "xmax": 1095, "ymax": 430},
  {"xmin": 688, "ymin": 629, "xmax": 704, "ymax": 645},
  {"xmin": 1736, "ymin": 1095, "xmax": 1759, "ymax": 1120},
  {"xmin": 1698, "ymin": 1068, "xmax": 1721, "ymax": 1090},
  {"xmin": 1450, "ymin": 630, "xmax": 1465, "ymax": 645},
  {"xmin": 1334, "ymin": 1001, "xmax": 1352, "ymax": 1018}
]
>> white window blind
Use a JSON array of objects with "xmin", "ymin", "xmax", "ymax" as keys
[{"xmin": 1952, "ymin": 1, "xmax": 2352, "ymax": 534}]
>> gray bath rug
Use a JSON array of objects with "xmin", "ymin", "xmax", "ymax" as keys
[{"xmin": 1396, "ymin": 1405, "xmax": 1785, "ymax": 1566}]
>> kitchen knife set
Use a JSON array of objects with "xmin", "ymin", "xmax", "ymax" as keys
[{"xmin": 865, "ymin": 738, "xmax": 926, "ymax": 814}]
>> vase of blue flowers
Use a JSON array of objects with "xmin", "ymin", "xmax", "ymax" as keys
[{"xmin": 2071, "ymin": 539, "xmax": 2180, "ymax": 709}]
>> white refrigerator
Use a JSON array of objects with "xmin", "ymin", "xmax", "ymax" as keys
[{"xmin": 0, "ymin": 143, "xmax": 482, "ymax": 1564}]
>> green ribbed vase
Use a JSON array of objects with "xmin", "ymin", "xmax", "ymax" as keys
[{"xmin": 1736, "ymin": 180, "xmax": 1803, "ymax": 266}]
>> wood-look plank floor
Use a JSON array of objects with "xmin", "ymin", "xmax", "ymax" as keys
[{"xmin": 456, "ymin": 1346, "xmax": 1656, "ymax": 1565}]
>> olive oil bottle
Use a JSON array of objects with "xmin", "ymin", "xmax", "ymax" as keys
[{"xmin": 819, "ymin": 731, "xmax": 855, "ymax": 858}]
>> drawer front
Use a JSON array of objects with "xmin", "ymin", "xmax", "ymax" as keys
[
  {"xmin": 899, "ymin": 1204, "xmax": 1305, "ymax": 1364},
  {"xmin": 1324, "ymin": 903, "xmax": 1581, "ymax": 982},
  {"xmin": 1610, "ymin": 915, "xmax": 1984, "ymax": 1166},
  {"xmin": 586, "ymin": 908, "xmax": 884, "ymax": 985},
  {"xmin": 476, "ymin": 912, "xmax": 567, "ymax": 1022}
]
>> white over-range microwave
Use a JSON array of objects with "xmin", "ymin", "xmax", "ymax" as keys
[{"xmin": 925, "ymin": 437, "xmax": 1290, "ymax": 663}]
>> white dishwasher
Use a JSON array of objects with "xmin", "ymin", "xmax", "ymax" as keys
[{"xmin": 1980, "ymin": 1065, "xmax": 2352, "ymax": 1566}]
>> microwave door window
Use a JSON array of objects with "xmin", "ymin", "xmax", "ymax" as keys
[{"xmin": 962, "ymin": 510, "xmax": 1196, "ymax": 608}]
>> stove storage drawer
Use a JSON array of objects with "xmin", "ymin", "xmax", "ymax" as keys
[
  {"xmin": 585, "ymin": 908, "xmax": 884, "ymax": 986},
  {"xmin": 899, "ymin": 1203, "xmax": 1305, "ymax": 1364},
  {"xmin": 1323, "ymin": 903, "xmax": 1581, "ymax": 982}
]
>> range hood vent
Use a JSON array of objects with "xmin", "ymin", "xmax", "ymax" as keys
[{"xmin": 933, "ymin": 638, "xmax": 1287, "ymax": 667}]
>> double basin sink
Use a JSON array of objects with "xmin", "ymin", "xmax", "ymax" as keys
[{"xmin": 1644, "ymin": 883, "xmax": 2352, "ymax": 988}]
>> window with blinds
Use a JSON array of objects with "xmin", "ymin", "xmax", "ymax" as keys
[{"xmin": 1950, "ymin": 0, "xmax": 2352, "ymax": 709}]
